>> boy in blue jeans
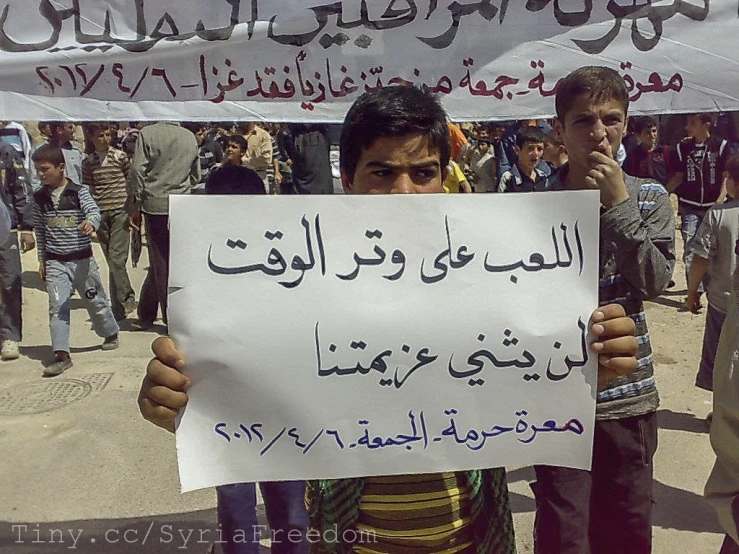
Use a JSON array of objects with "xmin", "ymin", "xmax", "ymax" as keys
[{"xmin": 32, "ymin": 144, "xmax": 119, "ymax": 377}]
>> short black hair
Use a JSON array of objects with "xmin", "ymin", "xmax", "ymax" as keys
[
  {"xmin": 555, "ymin": 66, "xmax": 629, "ymax": 123},
  {"xmin": 48, "ymin": 122, "xmax": 69, "ymax": 136},
  {"xmin": 32, "ymin": 144, "xmax": 65, "ymax": 166},
  {"xmin": 634, "ymin": 116, "xmax": 657, "ymax": 134},
  {"xmin": 689, "ymin": 113, "xmax": 713, "ymax": 126},
  {"xmin": 543, "ymin": 130, "xmax": 563, "ymax": 148},
  {"xmin": 516, "ymin": 125, "xmax": 545, "ymax": 149},
  {"xmin": 227, "ymin": 134, "xmax": 248, "ymax": 152},
  {"xmin": 340, "ymin": 85, "xmax": 450, "ymax": 180},
  {"xmin": 182, "ymin": 122, "xmax": 207, "ymax": 134}
]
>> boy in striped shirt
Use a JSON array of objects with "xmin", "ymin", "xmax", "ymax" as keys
[{"xmin": 32, "ymin": 144, "xmax": 119, "ymax": 377}]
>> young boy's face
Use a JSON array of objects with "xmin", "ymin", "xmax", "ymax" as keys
[
  {"xmin": 639, "ymin": 126, "xmax": 657, "ymax": 150},
  {"xmin": 542, "ymin": 141, "xmax": 560, "ymax": 164},
  {"xmin": 34, "ymin": 161, "xmax": 66, "ymax": 187},
  {"xmin": 515, "ymin": 141, "xmax": 544, "ymax": 173},
  {"xmin": 557, "ymin": 95, "xmax": 627, "ymax": 170},
  {"xmin": 90, "ymin": 128, "xmax": 111, "ymax": 152},
  {"xmin": 342, "ymin": 133, "xmax": 444, "ymax": 195},
  {"xmin": 225, "ymin": 142, "xmax": 245, "ymax": 165},
  {"xmin": 686, "ymin": 115, "xmax": 710, "ymax": 141}
]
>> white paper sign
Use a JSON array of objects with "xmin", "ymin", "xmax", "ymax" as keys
[
  {"xmin": 0, "ymin": 0, "xmax": 736, "ymax": 120},
  {"xmin": 169, "ymin": 192, "xmax": 600, "ymax": 492}
]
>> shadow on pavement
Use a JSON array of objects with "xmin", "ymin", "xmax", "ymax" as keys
[
  {"xmin": 658, "ymin": 409, "xmax": 710, "ymax": 434},
  {"xmin": 648, "ymin": 296, "xmax": 685, "ymax": 310},
  {"xmin": 653, "ymin": 479, "xmax": 723, "ymax": 534},
  {"xmin": 1, "ymin": 509, "xmax": 270, "ymax": 553},
  {"xmin": 22, "ymin": 271, "xmax": 45, "ymax": 292}
]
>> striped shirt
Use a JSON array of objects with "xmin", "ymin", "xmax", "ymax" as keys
[
  {"xmin": 355, "ymin": 473, "xmax": 474, "ymax": 554},
  {"xmin": 306, "ymin": 468, "xmax": 514, "ymax": 554},
  {"xmin": 82, "ymin": 147, "xmax": 131, "ymax": 212},
  {"xmin": 549, "ymin": 168, "xmax": 676, "ymax": 420},
  {"xmin": 33, "ymin": 181, "xmax": 101, "ymax": 263}
]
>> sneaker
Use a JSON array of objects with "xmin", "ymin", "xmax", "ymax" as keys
[
  {"xmin": 43, "ymin": 356, "xmax": 72, "ymax": 377},
  {"xmin": 102, "ymin": 333, "xmax": 119, "ymax": 351},
  {"xmin": 1, "ymin": 340, "xmax": 19, "ymax": 361}
]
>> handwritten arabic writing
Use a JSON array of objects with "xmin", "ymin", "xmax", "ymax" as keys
[
  {"xmin": 206, "ymin": 214, "xmax": 587, "ymax": 287},
  {"xmin": 32, "ymin": 51, "xmax": 685, "ymax": 107},
  {"xmin": 315, "ymin": 317, "xmax": 589, "ymax": 388},
  {"xmin": 214, "ymin": 408, "xmax": 586, "ymax": 455},
  {"xmin": 0, "ymin": 0, "xmax": 712, "ymax": 55}
]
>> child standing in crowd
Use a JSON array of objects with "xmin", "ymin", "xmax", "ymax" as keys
[
  {"xmin": 497, "ymin": 126, "xmax": 549, "ymax": 192},
  {"xmin": 82, "ymin": 122, "xmax": 137, "ymax": 321},
  {"xmin": 533, "ymin": 66, "xmax": 675, "ymax": 554},
  {"xmin": 32, "ymin": 144, "xmax": 119, "ymax": 377},
  {"xmin": 542, "ymin": 130, "xmax": 568, "ymax": 172},
  {"xmin": 687, "ymin": 154, "xmax": 739, "ymax": 398}
]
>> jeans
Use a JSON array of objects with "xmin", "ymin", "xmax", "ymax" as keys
[
  {"xmin": 533, "ymin": 412, "xmax": 658, "ymax": 554},
  {"xmin": 0, "ymin": 231, "xmax": 22, "ymax": 341},
  {"xmin": 680, "ymin": 204, "xmax": 708, "ymax": 293},
  {"xmin": 45, "ymin": 257, "xmax": 119, "ymax": 352},
  {"xmin": 97, "ymin": 210, "xmax": 135, "ymax": 319},
  {"xmin": 216, "ymin": 481, "xmax": 309, "ymax": 554}
]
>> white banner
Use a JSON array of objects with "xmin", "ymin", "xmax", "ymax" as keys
[
  {"xmin": 169, "ymin": 192, "xmax": 600, "ymax": 492},
  {"xmin": 0, "ymin": 0, "xmax": 734, "ymax": 121}
]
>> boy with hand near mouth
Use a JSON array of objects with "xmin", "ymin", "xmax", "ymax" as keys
[
  {"xmin": 533, "ymin": 66, "xmax": 675, "ymax": 554},
  {"xmin": 497, "ymin": 126, "xmax": 549, "ymax": 193}
]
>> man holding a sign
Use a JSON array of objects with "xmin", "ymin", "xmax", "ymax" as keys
[{"xmin": 139, "ymin": 79, "xmax": 644, "ymax": 553}]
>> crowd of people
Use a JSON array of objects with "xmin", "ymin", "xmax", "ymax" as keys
[{"xmin": 0, "ymin": 64, "xmax": 738, "ymax": 554}]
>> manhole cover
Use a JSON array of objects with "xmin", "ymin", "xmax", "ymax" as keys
[{"xmin": 0, "ymin": 379, "xmax": 93, "ymax": 415}]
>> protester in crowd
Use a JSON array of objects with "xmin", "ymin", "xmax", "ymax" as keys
[
  {"xmin": 468, "ymin": 131, "xmax": 498, "ymax": 193},
  {"xmin": 532, "ymin": 66, "xmax": 675, "ymax": 554},
  {"xmin": 667, "ymin": 113, "xmax": 730, "ymax": 308},
  {"xmin": 239, "ymin": 121, "xmax": 273, "ymax": 192},
  {"xmin": 0, "ymin": 121, "xmax": 33, "ymax": 170},
  {"xmin": 705, "ymin": 239, "xmax": 739, "ymax": 554},
  {"xmin": 542, "ymin": 130, "xmax": 568, "ymax": 172},
  {"xmin": 496, "ymin": 119, "xmax": 552, "ymax": 180},
  {"xmin": 0, "ymin": 143, "xmax": 34, "ymax": 361},
  {"xmin": 32, "ymin": 144, "xmax": 119, "ymax": 377},
  {"xmin": 48, "ymin": 122, "xmax": 84, "ymax": 185},
  {"xmin": 205, "ymin": 135, "xmax": 264, "ymax": 195},
  {"xmin": 448, "ymin": 121, "xmax": 469, "ymax": 163},
  {"xmin": 183, "ymin": 122, "xmax": 224, "ymax": 188},
  {"xmin": 442, "ymin": 159, "xmax": 472, "ymax": 193},
  {"xmin": 206, "ymin": 147, "xmax": 309, "ymax": 554},
  {"xmin": 685, "ymin": 154, "xmax": 739, "ymax": 399},
  {"xmin": 498, "ymin": 126, "xmax": 549, "ymax": 193},
  {"xmin": 128, "ymin": 121, "xmax": 200, "ymax": 330},
  {"xmin": 138, "ymin": 85, "xmax": 640, "ymax": 554},
  {"xmin": 623, "ymin": 115, "xmax": 671, "ymax": 185},
  {"xmin": 279, "ymin": 124, "xmax": 333, "ymax": 195},
  {"xmin": 81, "ymin": 122, "xmax": 137, "ymax": 321}
]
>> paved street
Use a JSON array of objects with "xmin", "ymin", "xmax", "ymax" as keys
[{"xmin": 0, "ymin": 236, "xmax": 724, "ymax": 553}]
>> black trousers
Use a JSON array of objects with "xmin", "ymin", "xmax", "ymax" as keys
[
  {"xmin": 0, "ymin": 231, "xmax": 22, "ymax": 341},
  {"xmin": 533, "ymin": 412, "xmax": 658, "ymax": 554},
  {"xmin": 142, "ymin": 214, "xmax": 169, "ymax": 326}
]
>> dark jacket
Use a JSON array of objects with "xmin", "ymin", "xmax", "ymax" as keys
[
  {"xmin": 0, "ymin": 144, "xmax": 32, "ymax": 230},
  {"xmin": 674, "ymin": 135, "xmax": 730, "ymax": 209}
]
